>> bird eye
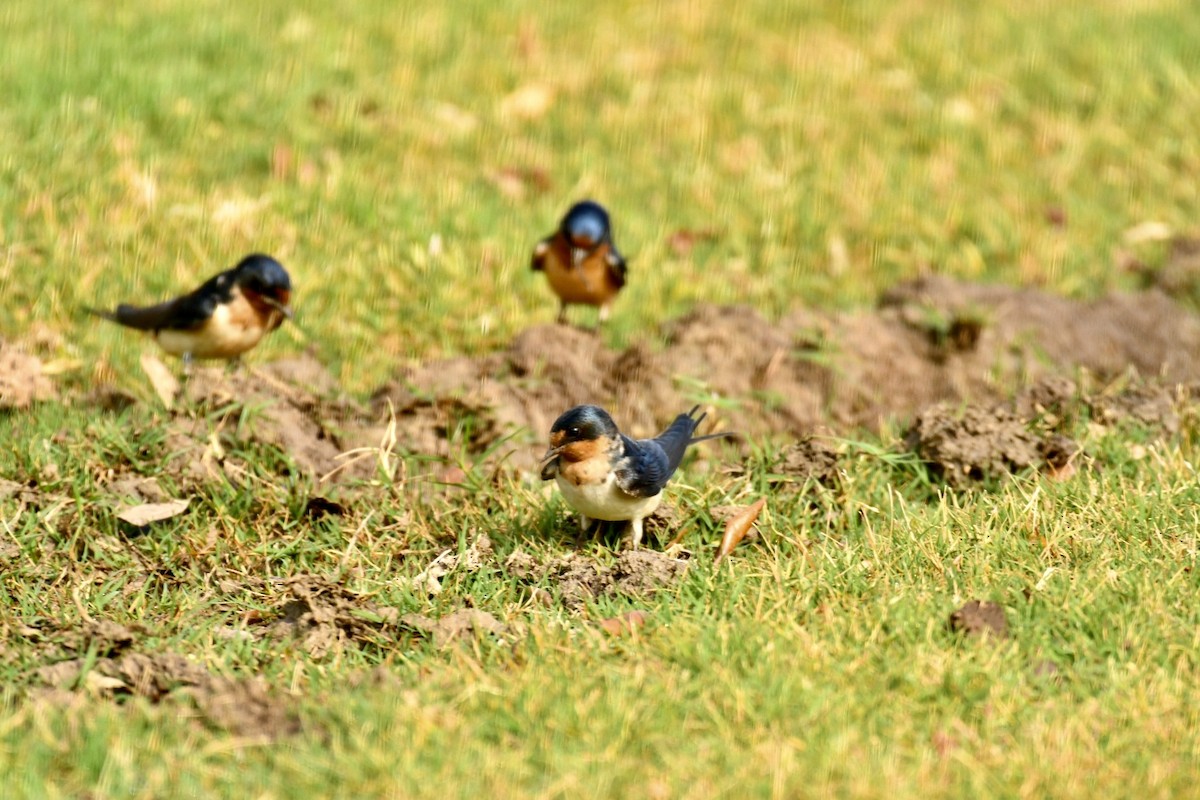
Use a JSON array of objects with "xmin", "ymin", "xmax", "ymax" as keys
[{"xmin": 568, "ymin": 426, "xmax": 580, "ymax": 437}]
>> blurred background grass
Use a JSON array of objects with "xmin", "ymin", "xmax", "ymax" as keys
[{"xmin": 1, "ymin": 0, "xmax": 1197, "ymax": 390}]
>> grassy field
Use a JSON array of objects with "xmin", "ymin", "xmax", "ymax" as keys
[{"xmin": 3, "ymin": 1, "xmax": 1200, "ymax": 797}]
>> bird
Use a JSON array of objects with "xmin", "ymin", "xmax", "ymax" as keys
[
  {"xmin": 531, "ymin": 200, "xmax": 626, "ymax": 325},
  {"xmin": 539, "ymin": 404, "xmax": 729, "ymax": 549},
  {"xmin": 87, "ymin": 254, "xmax": 293, "ymax": 367}
]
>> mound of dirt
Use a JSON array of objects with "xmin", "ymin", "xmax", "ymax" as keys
[
  {"xmin": 906, "ymin": 404, "xmax": 1048, "ymax": 486},
  {"xmin": 263, "ymin": 574, "xmax": 401, "ymax": 657},
  {"xmin": 948, "ymin": 600, "xmax": 1009, "ymax": 641},
  {"xmin": 115, "ymin": 354, "xmax": 391, "ymax": 488},
  {"xmin": 27, "ymin": 619, "xmax": 300, "ymax": 739},
  {"xmin": 54, "ymin": 277, "xmax": 1200, "ymax": 484},
  {"xmin": 0, "ymin": 341, "xmax": 55, "ymax": 408},
  {"xmin": 504, "ymin": 548, "xmax": 689, "ymax": 610},
  {"xmin": 399, "ymin": 608, "xmax": 508, "ymax": 648},
  {"xmin": 372, "ymin": 277, "xmax": 1200, "ymax": 470}
]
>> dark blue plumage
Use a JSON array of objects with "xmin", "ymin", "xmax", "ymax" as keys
[
  {"xmin": 91, "ymin": 254, "xmax": 291, "ymax": 332},
  {"xmin": 614, "ymin": 407, "xmax": 714, "ymax": 497}
]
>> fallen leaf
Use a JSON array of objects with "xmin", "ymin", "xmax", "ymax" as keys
[
  {"xmin": 667, "ymin": 228, "xmax": 718, "ymax": 257},
  {"xmin": 598, "ymin": 610, "xmax": 649, "ymax": 636},
  {"xmin": 500, "ymin": 83, "xmax": 554, "ymax": 119},
  {"xmin": 1123, "ymin": 220, "xmax": 1173, "ymax": 245},
  {"xmin": 271, "ymin": 142, "xmax": 295, "ymax": 180},
  {"xmin": 714, "ymin": 498, "xmax": 766, "ymax": 564},
  {"xmin": 117, "ymin": 499, "xmax": 189, "ymax": 527},
  {"xmin": 139, "ymin": 353, "xmax": 179, "ymax": 407},
  {"xmin": 487, "ymin": 166, "xmax": 553, "ymax": 200}
]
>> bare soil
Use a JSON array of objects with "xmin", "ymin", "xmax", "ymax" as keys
[{"xmin": 9, "ymin": 277, "xmax": 1200, "ymax": 492}]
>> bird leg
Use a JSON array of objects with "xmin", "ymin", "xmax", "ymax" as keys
[
  {"xmin": 182, "ymin": 352, "xmax": 194, "ymax": 378},
  {"xmin": 574, "ymin": 514, "xmax": 593, "ymax": 547},
  {"xmin": 621, "ymin": 518, "xmax": 644, "ymax": 550},
  {"xmin": 557, "ymin": 303, "xmax": 569, "ymax": 325}
]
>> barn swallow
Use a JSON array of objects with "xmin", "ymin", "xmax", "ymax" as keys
[
  {"xmin": 531, "ymin": 200, "xmax": 626, "ymax": 325},
  {"xmin": 540, "ymin": 404, "xmax": 729, "ymax": 549},
  {"xmin": 87, "ymin": 254, "xmax": 293, "ymax": 366}
]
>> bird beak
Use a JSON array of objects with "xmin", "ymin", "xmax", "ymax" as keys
[
  {"xmin": 263, "ymin": 296, "xmax": 293, "ymax": 319},
  {"xmin": 570, "ymin": 247, "xmax": 587, "ymax": 268},
  {"xmin": 540, "ymin": 445, "xmax": 564, "ymax": 464}
]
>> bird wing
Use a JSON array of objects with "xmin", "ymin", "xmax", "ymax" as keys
[
  {"xmin": 91, "ymin": 271, "xmax": 233, "ymax": 332},
  {"xmin": 115, "ymin": 290, "xmax": 216, "ymax": 331},
  {"xmin": 605, "ymin": 246, "xmax": 627, "ymax": 288},
  {"xmin": 531, "ymin": 238, "xmax": 551, "ymax": 272},
  {"xmin": 612, "ymin": 407, "xmax": 733, "ymax": 497},
  {"xmin": 614, "ymin": 411, "xmax": 701, "ymax": 497}
]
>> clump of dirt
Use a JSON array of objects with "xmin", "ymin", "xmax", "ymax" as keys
[
  {"xmin": 399, "ymin": 609, "xmax": 508, "ymax": 648},
  {"xmin": 176, "ymin": 355, "xmax": 371, "ymax": 481},
  {"xmin": 721, "ymin": 435, "xmax": 840, "ymax": 491},
  {"xmin": 263, "ymin": 574, "xmax": 400, "ymax": 657},
  {"xmin": 103, "ymin": 474, "xmax": 171, "ymax": 504},
  {"xmin": 906, "ymin": 372, "xmax": 1195, "ymax": 486},
  {"xmin": 763, "ymin": 435, "xmax": 841, "ymax": 488},
  {"xmin": 0, "ymin": 340, "xmax": 55, "ymax": 408},
  {"xmin": 948, "ymin": 600, "xmax": 1009, "ymax": 640},
  {"xmin": 1088, "ymin": 384, "xmax": 1182, "ymax": 434},
  {"xmin": 0, "ymin": 478, "xmax": 48, "ymax": 507},
  {"xmin": 612, "ymin": 550, "xmax": 690, "ymax": 595},
  {"xmin": 189, "ymin": 675, "xmax": 303, "ymax": 739},
  {"xmin": 1013, "ymin": 375, "xmax": 1079, "ymax": 423},
  {"xmin": 408, "ymin": 533, "xmax": 496, "ymax": 595},
  {"xmin": 98, "ymin": 353, "xmax": 391, "ymax": 490},
  {"xmin": 906, "ymin": 404, "xmax": 1047, "ymax": 486},
  {"xmin": 27, "ymin": 618, "xmax": 300, "ymax": 739},
  {"xmin": 505, "ymin": 548, "xmax": 689, "ymax": 610}
]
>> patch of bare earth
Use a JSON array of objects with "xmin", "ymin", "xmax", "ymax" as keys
[
  {"xmin": 54, "ymin": 277, "xmax": 1200, "ymax": 486},
  {"xmin": 369, "ymin": 277, "xmax": 1200, "ymax": 471},
  {"xmin": 0, "ymin": 340, "xmax": 55, "ymax": 408},
  {"xmin": 261, "ymin": 574, "xmax": 401, "ymax": 657},
  {"xmin": 404, "ymin": 533, "xmax": 689, "ymax": 611},
  {"xmin": 505, "ymin": 548, "xmax": 689, "ymax": 610},
  {"xmin": 25, "ymin": 619, "xmax": 300, "ymax": 739},
  {"xmin": 948, "ymin": 600, "xmax": 1010, "ymax": 641},
  {"xmin": 113, "ymin": 354, "xmax": 390, "ymax": 489}
]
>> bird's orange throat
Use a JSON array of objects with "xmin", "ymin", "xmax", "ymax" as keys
[
  {"xmin": 555, "ymin": 436, "xmax": 611, "ymax": 464},
  {"xmin": 242, "ymin": 287, "xmax": 291, "ymax": 330}
]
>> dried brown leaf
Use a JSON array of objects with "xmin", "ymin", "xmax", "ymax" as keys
[
  {"xmin": 500, "ymin": 83, "xmax": 554, "ymax": 119},
  {"xmin": 598, "ymin": 610, "xmax": 649, "ymax": 636},
  {"xmin": 117, "ymin": 499, "xmax": 189, "ymax": 527},
  {"xmin": 714, "ymin": 498, "xmax": 766, "ymax": 564},
  {"xmin": 139, "ymin": 353, "xmax": 179, "ymax": 407}
]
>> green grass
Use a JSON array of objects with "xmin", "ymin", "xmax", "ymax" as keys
[
  {"xmin": 3, "ymin": 1, "xmax": 1199, "ymax": 389},
  {"xmin": 3, "ymin": 1, "xmax": 1200, "ymax": 797},
  {"xmin": 3, "ymin": 402, "xmax": 1200, "ymax": 797}
]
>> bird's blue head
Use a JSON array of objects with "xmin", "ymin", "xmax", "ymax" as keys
[
  {"xmin": 560, "ymin": 201, "xmax": 612, "ymax": 251},
  {"xmin": 233, "ymin": 254, "xmax": 293, "ymax": 318}
]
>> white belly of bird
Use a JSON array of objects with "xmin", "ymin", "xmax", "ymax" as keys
[
  {"xmin": 555, "ymin": 471, "xmax": 662, "ymax": 522},
  {"xmin": 155, "ymin": 303, "xmax": 266, "ymax": 359}
]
